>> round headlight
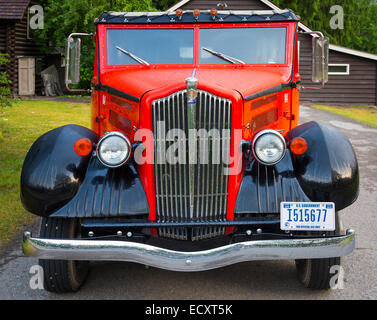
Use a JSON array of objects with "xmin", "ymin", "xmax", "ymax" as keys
[
  {"xmin": 252, "ymin": 129, "xmax": 286, "ymax": 165},
  {"xmin": 96, "ymin": 132, "xmax": 131, "ymax": 168}
]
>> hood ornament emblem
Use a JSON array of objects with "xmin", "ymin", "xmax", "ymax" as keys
[
  {"xmin": 186, "ymin": 70, "xmax": 197, "ymax": 219},
  {"xmin": 186, "ymin": 69, "xmax": 198, "ymax": 104}
]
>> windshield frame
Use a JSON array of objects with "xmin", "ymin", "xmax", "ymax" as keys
[
  {"xmin": 98, "ymin": 22, "xmax": 294, "ymax": 70},
  {"xmin": 198, "ymin": 25, "xmax": 288, "ymax": 65}
]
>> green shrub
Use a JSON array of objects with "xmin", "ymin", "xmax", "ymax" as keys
[{"xmin": 0, "ymin": 53, "xmax": 12, "ymax": 109}]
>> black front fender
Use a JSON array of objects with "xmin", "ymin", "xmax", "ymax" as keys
[
  {"xmin": 50, "ymin": 156, "xmax": 150, "ymax": 218},
  {"xmin": 20, "ymin": 125, "xmax": 150, "ymax": 218},
  {"xmin": 288, "ymin": 121, "xmax": 359, "ymax": 211},
  {"xmin": 21, "ymin": 125, "xmax": 98, "ymax": 216},
  {"xmin": 235, "ymin": 121, "xmax": 359, "ymax": 215},
  {"xmin": 235, "ymin": 152, "xmax": 311, "ymax": 215}
]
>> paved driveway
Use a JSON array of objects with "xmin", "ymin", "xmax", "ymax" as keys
[{"xmin": 0, "ymin": 105, "xmax": 376, "ymax": 299}]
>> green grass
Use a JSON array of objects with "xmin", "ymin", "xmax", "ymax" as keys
[
  {"xmin": 0, "ymin": 100, "xmax": 90, "ymax": 249},
  {"xmin": 56, "ymin": 95, "xmax": 91, "ymax": 99},
  {"xmin": 312, "ymin": 104, "xmax": 377, "ymax": 128}
]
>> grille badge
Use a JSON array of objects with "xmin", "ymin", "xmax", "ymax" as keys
[{"xmin": 186, "ymin": 75, "xmax": 198, "ymax": 219}]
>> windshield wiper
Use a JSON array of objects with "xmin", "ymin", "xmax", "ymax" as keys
[
  {"xmin": 116, "ymin": 46, "xmax": 150, "ymax": 66},
  {"xmin": 202, "ymin": 47, "xmax": 245, "ymax": 65}
]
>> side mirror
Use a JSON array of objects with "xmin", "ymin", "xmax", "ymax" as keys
[
  {"xmin": 300, "ymin": 32, "xmax": 329, "ymax": 90},
  {"xmin": 312, "ymin": 36, "xmax": 329, "ymax": 84},
  {"xmin": 65, "ymin": 33, "xmax": 93, "ymax": 93},
  {"xmin": 66, "ymin": 37, "xmax": 81, "ymax": 85}
]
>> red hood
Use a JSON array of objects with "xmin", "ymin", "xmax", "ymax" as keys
[{"xmin": 100, "ymin": 66, "xmax": 292, "ymax": 100}]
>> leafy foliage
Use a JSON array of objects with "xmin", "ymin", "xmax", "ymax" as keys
[
  {"xmin": 153, "ymin": 0, "xmax": 377, "ymax": 54},
  {"xmin": 34, "ymin": 0, "xmax": 156, "ymax": 89},
  {"xmin": 0, "ymin": 54, "xmax": 12, "ymax": 109},
  {"xmin": 151, "ymin": 0, "xmax": 176, "ymax": 10},
  {"xmin": 273, "ymin": 0, "xmax": 377, "ymax": 54}
]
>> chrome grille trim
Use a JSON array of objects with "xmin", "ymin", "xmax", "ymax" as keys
[{"xmin": 152, "ymin": 90, "xmax": 232, "ymax": 241}]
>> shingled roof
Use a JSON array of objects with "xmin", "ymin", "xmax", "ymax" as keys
[{"xmin": 0, "ymin": 0, "xmax": 30, "ymax": 20}]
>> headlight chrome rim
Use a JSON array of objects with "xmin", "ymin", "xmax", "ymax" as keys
[
  {"xmin": 252, "ymin": 129, "xmax": 287, "ymax": 166},
  {"xmin": 96, "ymin": 131, "xmax": 131, "ymax": 168}
]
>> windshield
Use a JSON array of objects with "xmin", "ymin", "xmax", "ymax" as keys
[
  {"xmin": 199, "ymin": 27, "xmax": 287, "ymax": 64},
  {"xmin": 106, "ymin": 27, "xmax": 287, "ymax": 66},
  {"xmin": 107, "ymin": 29, "xmax": 194, "ymax": 65}
]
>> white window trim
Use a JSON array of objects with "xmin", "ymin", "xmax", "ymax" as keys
[
  {"xmin": 297, "ymin": 40, "xmax": 300, "ymax": 68},
  {"xmin": 328, "ymin": 64, "xmax": 350, "ymax": 75}
]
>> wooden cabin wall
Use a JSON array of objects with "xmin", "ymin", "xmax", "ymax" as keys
[
  {"xmin": 299, "ymin": 33, "xmax": 377, "ymax": 105},
  {"xmin": 0, "ymin": 22, "xmax": 6, "ymax": 73},
  {"xmin": 1, "ymin": 15, "xmax": 45, "ymax": 95}
]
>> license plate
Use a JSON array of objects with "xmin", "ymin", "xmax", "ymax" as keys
[{"xmin": 280, "ymin": 202, "xmax": 336, "ymax": 231}]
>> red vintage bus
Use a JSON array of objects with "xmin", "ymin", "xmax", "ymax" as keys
[{"xmin": 21, "ymin": 9, "xmax": 358, "ymax": 292}]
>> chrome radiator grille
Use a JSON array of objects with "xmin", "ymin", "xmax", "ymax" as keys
[{"xmin": 152, "ymin": 90, "xmax": 232, "ymax": 240}]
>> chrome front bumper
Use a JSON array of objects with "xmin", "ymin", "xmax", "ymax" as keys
[{"xmin": 23, "ymin": 230, "xmax": 355, "ymax": 272}]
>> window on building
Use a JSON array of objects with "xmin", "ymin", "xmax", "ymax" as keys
[{"xmin": 328, "ymin": 64, "xmax": 350, "ymax": 75}]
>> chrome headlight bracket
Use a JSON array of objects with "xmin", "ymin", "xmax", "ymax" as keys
[
  {"xmin": 252, "ymin": 129, "xmax": 287, "ymax": 166},
  {"xmin": 96, "ymin": 131, "xmax": 131, "ymax": 168}
]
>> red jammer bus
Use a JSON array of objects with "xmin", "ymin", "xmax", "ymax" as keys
[{"xmin": 21, "ymin": 9, "xmax": 358, "ymax": 292}]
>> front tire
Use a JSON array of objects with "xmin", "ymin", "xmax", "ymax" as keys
[
  {"xmin": 39, "ymin": 217, "xmax": 89, "ymax": 293},
  {"xmin": 295, "ymin": 214, "xmax": 341, "ymax": 290}
]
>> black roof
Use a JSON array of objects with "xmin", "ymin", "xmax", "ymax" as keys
[{"xmin": 96, "ymin": 10, "xmax": 299, "ymax": 24}]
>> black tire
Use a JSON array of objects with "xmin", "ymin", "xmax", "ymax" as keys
[
  {"xmin": 39, "ymin": 217, "xmax": 89, "ymax": 293},
  {"xmin": 295, "ymin": 214, "xmax": 341, "ymax": 290}
]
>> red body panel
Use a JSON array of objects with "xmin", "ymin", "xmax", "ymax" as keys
[
  {"xmin": 95, "ymin": 22, "xmax": 295, "ymax": 99},
  {"xmin": 91, "ymin": 21, "xmax": 299, "ymax": 224}
]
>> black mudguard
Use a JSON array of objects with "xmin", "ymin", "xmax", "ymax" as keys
[
  {"xmin": 21, "ymin": 125, "xmax": 98, "ymax": 216},
  {"xmin": 21, "ymin": 124, "xmax": 150, "ymax": 218},
  {"xmin": 50, "ymin": 157, "xmax": 150, "ymax": 218},
  {"xmin": 235, "ymin": 121, "xmax": 359, "ymax": 215},
  {"xmin": 288, "ymin": 121, "xmax": 359, "ymax": 211},
  {"xmin": 235, "ymin": 152, "xmax": 311, "ymax": 215}
]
